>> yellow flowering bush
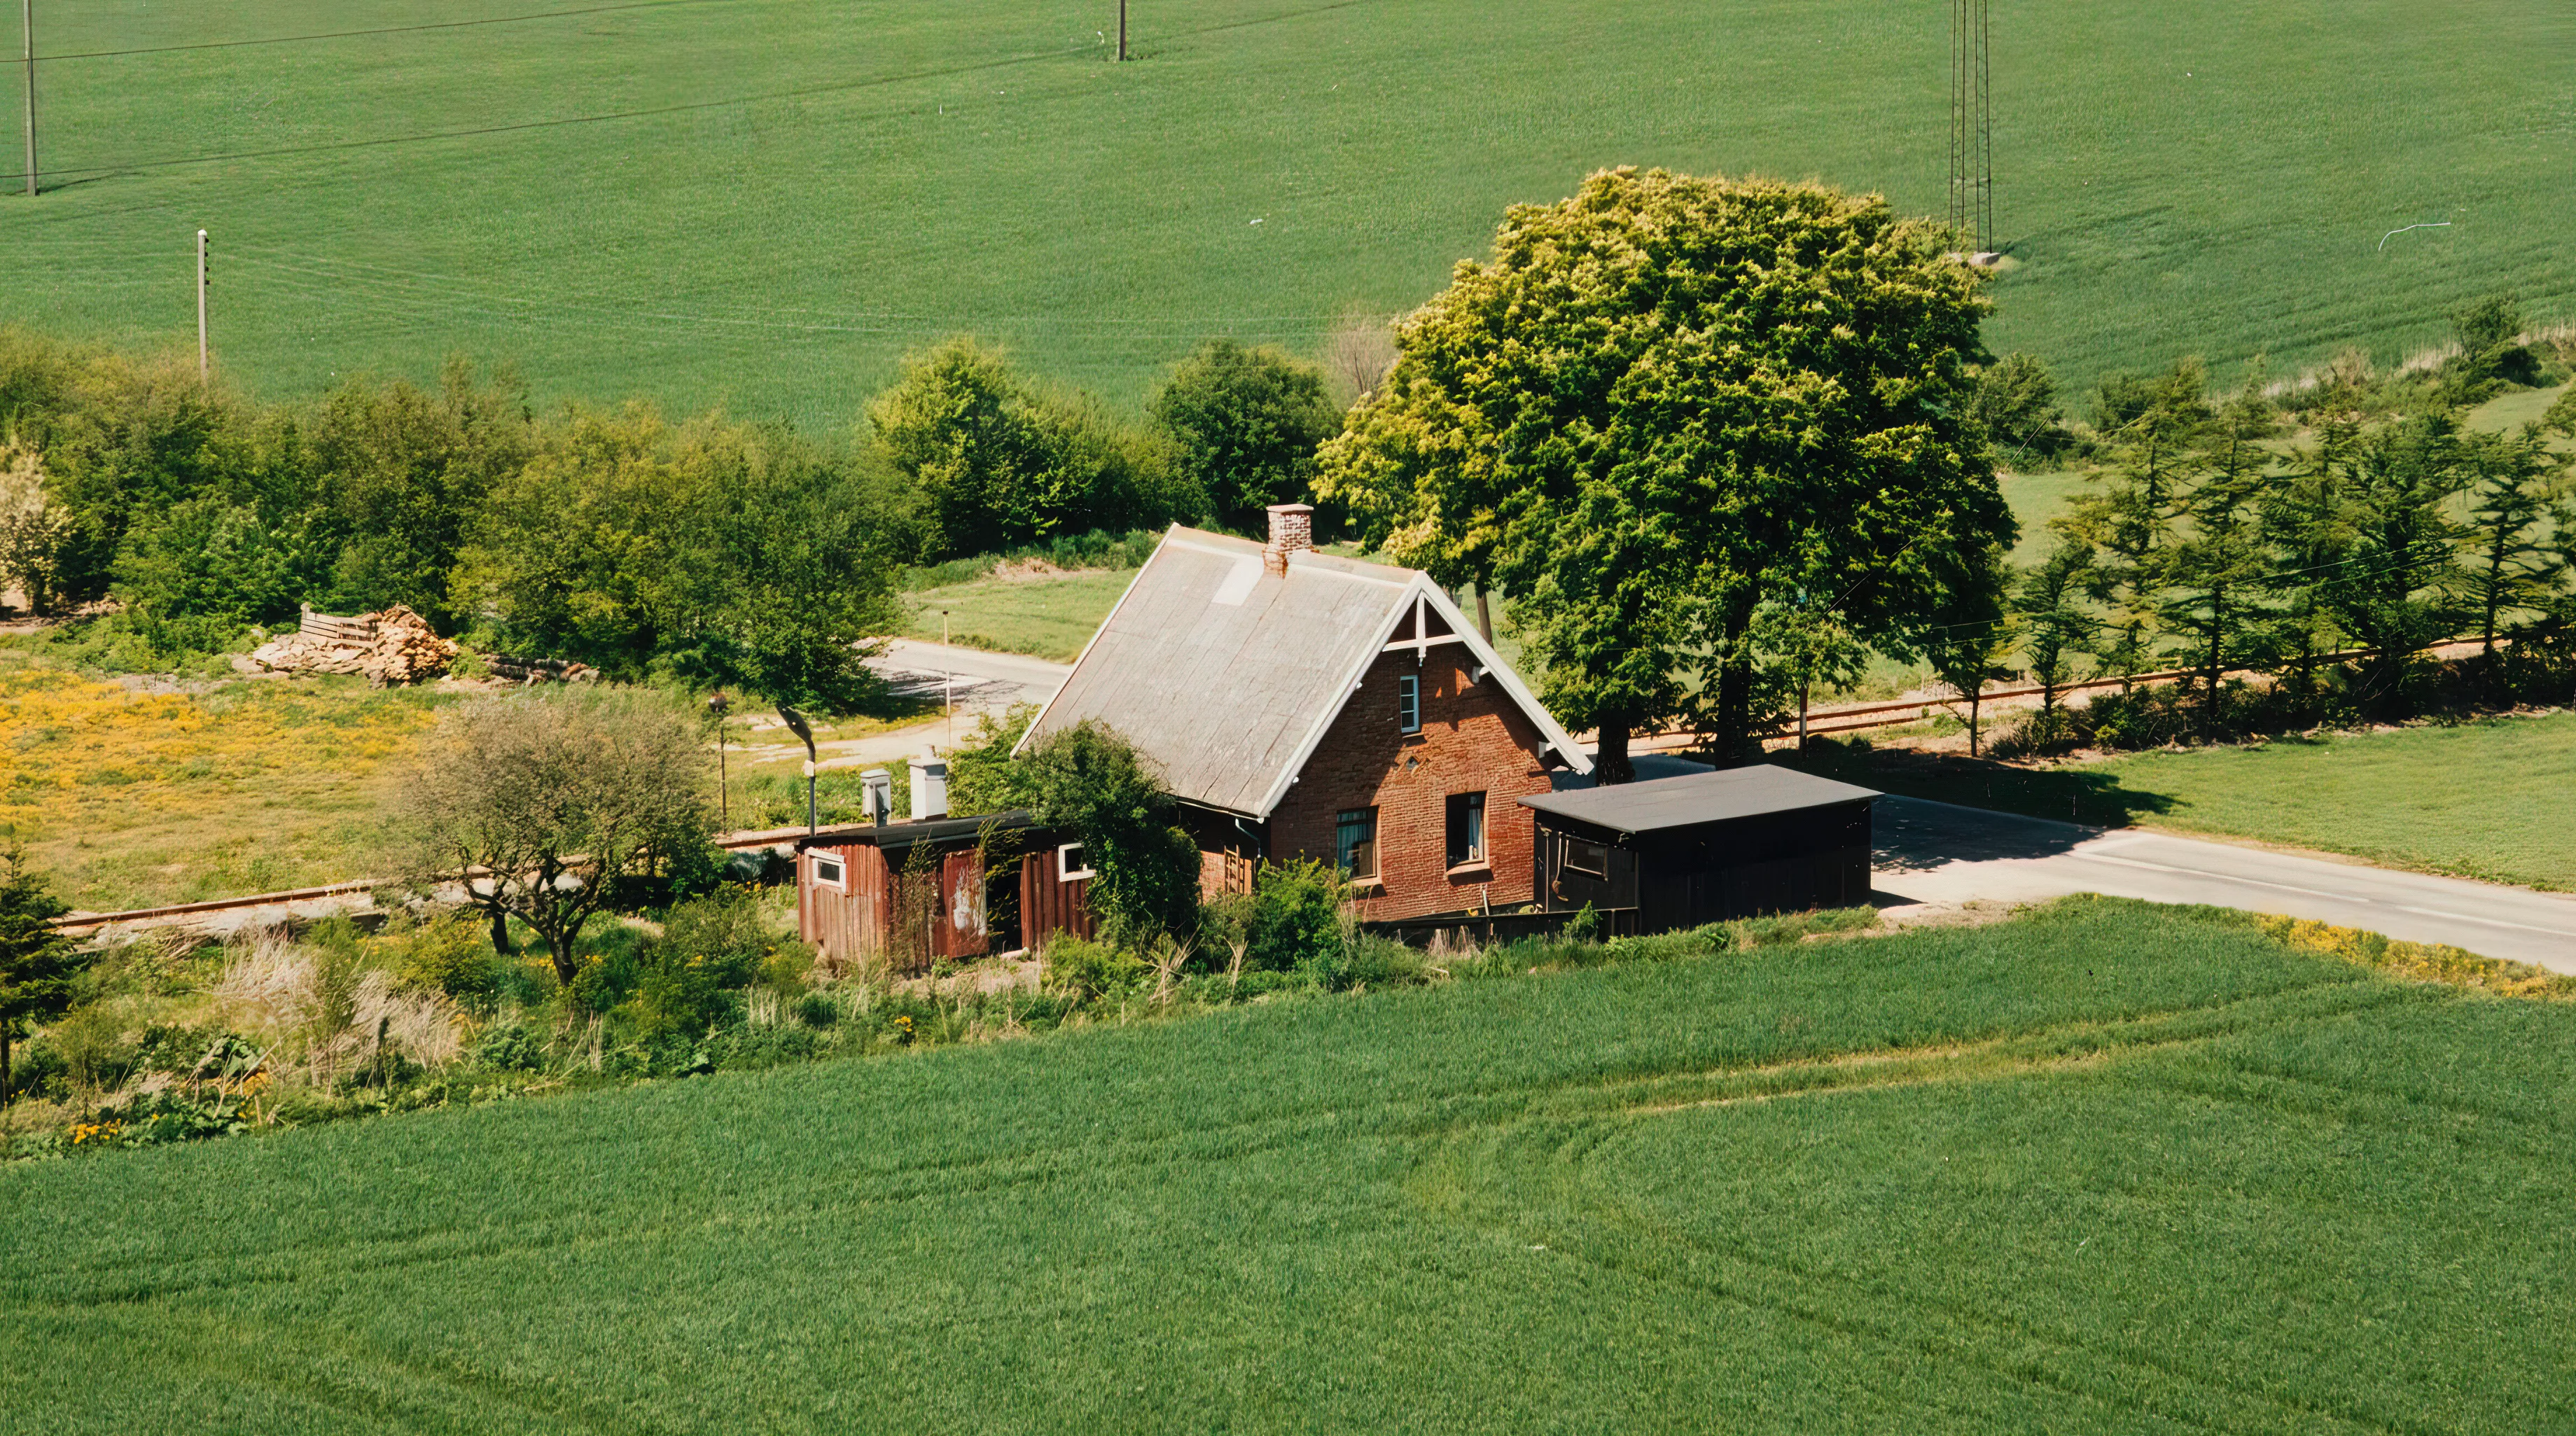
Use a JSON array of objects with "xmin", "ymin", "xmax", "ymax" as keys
[{"xmin": 2257, "ymin": 914, "xmax": 2576, "ymax": 1001}]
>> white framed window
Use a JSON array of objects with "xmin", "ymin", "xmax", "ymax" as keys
[
  {"xmin": 1335, "ymin": 808, "xmax": 1379, "ymax": 880},
  {"xmin": 1057, "ymin": 842, "xmax": 1096, "ymax": 881},
  {"xmin": 1561, "ymin": 835, "xmax": 1608, "ymax": 879},
  {"xmin": 812, "ymin": 853, "xmax": 847, "ymax": 891},
  {"xmin": 1447, "ymin": 792, "xmax": 1487, "ymax": 867},
  {"xmin": 1398, "ymin": 674, "xmax": 1421, "ymax": 733}
]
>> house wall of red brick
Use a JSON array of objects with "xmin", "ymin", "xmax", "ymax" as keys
[{"xmin": 1261, "ymin": 643, "xmax": 1557, "ymax": 922}]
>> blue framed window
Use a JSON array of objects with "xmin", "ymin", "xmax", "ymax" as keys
[{"xmin": 1398, "ymin": 674, "xmax": 1420, "ymax": 733}]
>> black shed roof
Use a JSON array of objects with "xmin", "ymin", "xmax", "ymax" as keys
[
  {"xmin": 1519, "ymin": 765, "xmax": 1877, "ymax": 837},
  {"xmin": 793, "ymin": 810, "xmax": 1040, "ymax": 852}
]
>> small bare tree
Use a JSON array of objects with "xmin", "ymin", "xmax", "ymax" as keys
[
  {"xmin": 1325, "ymin": 317, "xmax": 1398, "ymax": 406},
  {"xmin": 399, "ymin": 690, "xmax": 714, "ymax": 984}
]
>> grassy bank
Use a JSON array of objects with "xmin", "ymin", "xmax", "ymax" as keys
[
  {"xmin": 11, "ymin": 0, "xmax": 2572, "ymax": 419},
  {"xmin": 1791, "ymin": 711, "xmax": 2576, "ymax": 890},
  {"xmin": 5, "ymin": 898, "xmax": 2572, "ymax": 1432}
]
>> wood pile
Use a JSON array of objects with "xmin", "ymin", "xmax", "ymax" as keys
[
  {"xmin": 249, "ymin": 605, "xmax": 458, "ymax": 685},
  {"xmin": 487, "ymin": 655, "xmax": 599, "ymax": 685}
]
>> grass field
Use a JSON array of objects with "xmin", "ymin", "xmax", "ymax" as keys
[
  {"xmin": 5, "ymin": 0, "xmax": 2570, "ymax": 423},
  {"xmin": 900, "ymin": 566, "xmax": 1139, "ymax": 662},
  {"xmin": 0, "ymin": 655, "xmax": 450, "ymax": 911},
  {"xmin": 1795, "ymin": 712, "xmax": 2576, "ymax": 891},
  {"xmin": 5, "ymin": 898, "xmax": 2572, "ymax": 1432}
]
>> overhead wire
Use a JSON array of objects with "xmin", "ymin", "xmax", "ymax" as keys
[
  {"xmin": 0, "ymin": 0, "xmax": 1393, "ymax": 184},
  {"xmin": 31, "ymin": 0, "xmax": 711, "ymax": 62}
]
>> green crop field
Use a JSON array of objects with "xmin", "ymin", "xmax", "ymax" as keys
[
  {"xmin": 5, "ymin": 898, "xmax": 2572, "ymax": 1432},
  {"xmin": 5, "ymin": 0, "xmax": 2570, "ymax": 424}
]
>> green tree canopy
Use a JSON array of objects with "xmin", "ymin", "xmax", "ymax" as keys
[
  {"xmin": 0, "ymin": 849, "xmax": 81, "ymax": 1107},
  {"xmin": 457, "ymin": 407, "xmax": 903, "ymax": 712},
  {"xmin": 1318, "ymin": 168, "xmax": 2014, "ymax": 767},
  {"xmin": 1148, "ymin": 340, "xmax": 1342, "ymax": 533},
  {"xmin": 1017, "ymin": 721, "xmax": 1200, "ymax": 951},
  {"xmin": 870, "ymin": 338, "xmax": 1196, "ymax": 559}
]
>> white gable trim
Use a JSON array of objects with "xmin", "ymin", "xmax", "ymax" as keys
[
  {"xmin": 1008, "ymin": 525, "xmax": 1173, "ymax": 760},
  {"xmin": 1244, "ymin": 573, "xmax": 1589, "ymax": 820}
]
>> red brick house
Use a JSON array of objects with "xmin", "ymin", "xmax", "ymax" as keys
[{"xmin": 1016, "ymin": 506, "xmax": 1590, "ymax": 923}]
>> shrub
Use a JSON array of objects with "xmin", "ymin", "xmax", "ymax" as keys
[
  {"xmin": 394, "ymin": 916, "xmax": 500, "ymax": 1008},
  {"xmin": 1040, "ymin": 935, "xmax": 1143, "ymax": 1001},
  {"xmin": 1241, "ymin": 859, "xmax": 1349, "ymax": 974}
]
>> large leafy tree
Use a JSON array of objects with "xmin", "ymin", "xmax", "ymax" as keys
[
  {"xmin": 458, "ymin": 407, "xmax": 903, "ymax": 712},
  {"xmin": 1318, "ymin": 168, "xmax": 2013, "ymax": 769},
  {"xmin": 1149, "ymin": 340, "xmax": 1341, "ymax": 534},
  {"xmin": 869, "ymin": 338, "xmax": 1190, "ymax": 558}
]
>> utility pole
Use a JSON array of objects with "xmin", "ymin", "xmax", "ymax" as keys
[
  {"xmin": 1948, "ymin": 0, "xmax": 1993, "ymax": 253},
  {"xmin": 20, "ymin": 0, "xmax": 33, "ymax": 197},
  {"xmin": 1117, "ymin": 0, "xmax": 1127, "ymax": 61},
  {"xmin": 195, "ymin": 228, "xmax": 209, "ymax": 384}
]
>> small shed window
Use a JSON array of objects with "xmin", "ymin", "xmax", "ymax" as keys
[
  {"xmin": 1397, "ymin": 674, "xmax": 1420, "ymax": 733},
  {"xmin": 1561, "ymin": 835, "xmax": 1608, "ymax": 879},
  {"xmin": 812, "ymin": 853, "xmax": 847, "ymax": 891},
  {"xmin": 1446, "ymin": 792, "xmax": 1487, "ymax": 867},
  {"xmin": 1057, "ymin": 842, "xmax": 1096, "ymax": 881},
  {"xmin": 1335, "ymin": 808, "xmax": 1379, "ymax": 880}
]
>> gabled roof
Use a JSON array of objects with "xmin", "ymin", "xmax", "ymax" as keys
[
  {"xmin": 1519, "ymin": 764, "xmax": 1879, "ymax": 837},
  {"xmin": 1016, "ymin": 527, "xmax": 1589, "ymax": 819}
]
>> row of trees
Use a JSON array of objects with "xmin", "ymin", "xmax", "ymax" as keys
[
  {"xmin": 1986, "ymin": 386, "xmax": 2572, "ymax": 748},
  {"xmin": 0, "ymin": 330, "xmax": 1348, "ymax": 711}
]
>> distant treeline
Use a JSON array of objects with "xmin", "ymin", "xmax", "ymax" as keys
[{"xmin": 0, "ymin": 332, "xmax": 1344, "ymax": 711}]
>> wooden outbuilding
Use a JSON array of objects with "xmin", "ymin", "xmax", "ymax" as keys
[
  {"xmin": 794, "ymin": 811, "xmax": 1094, "ymax": 971},
  {"xmin": 1518, "ymin": 765, "xmax": 1879, "ymax": 934}
]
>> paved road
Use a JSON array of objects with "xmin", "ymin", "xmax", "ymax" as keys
[
  {"xmin": 865, "ymin": 639, "xmax": 1071, "ymax": 712},
  {"xmin": 1873, "ymin": 796, "xmax": 2576, "ymax": 973}
]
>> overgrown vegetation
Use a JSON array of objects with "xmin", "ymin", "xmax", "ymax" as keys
[{"xmin": 8, "ymin": 898, "xmax": 2572, "ymax": 1432}]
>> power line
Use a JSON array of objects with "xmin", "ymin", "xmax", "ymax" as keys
[
  {"xmin": 0, "ymin": 0, "xmax": 1393, "ymax": 184},
  {"xmin": 0, "ymin": 41, "xmax": 1087, "ymax": 183},
  {"xmin": 31, "ymin": 0, "xmax": 707, "ymax": 62}
]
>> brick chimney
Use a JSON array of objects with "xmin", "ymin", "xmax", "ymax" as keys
[{"xmin": 1263, "ymin": 503, "xmax": 1314, "ymax": 576}]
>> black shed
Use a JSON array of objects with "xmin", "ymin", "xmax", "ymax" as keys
[{"xmin": 1519, "ymin": 765, "xmax": 1879, "ymax": 933}]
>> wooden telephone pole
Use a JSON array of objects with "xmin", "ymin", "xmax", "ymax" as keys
[
  {"xmin": 196, "ymin": 229, "xmax": 209, "ymax": 384},
  {"xmin": 19, "ymin": 0, "xmax": 34, "ymax": 197}
]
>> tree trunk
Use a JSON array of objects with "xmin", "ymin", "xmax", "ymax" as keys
[
  {"xmin": 1796, "ymin": 679, "xmax": 1811, "ymax": 751},
  {"xmin": 1594, "ymin": 715, "xmax": 1635, "ymax": 784},
  {"xmin": 1475, "ymin": 586, "xmax": 1494, "ymax": 644},
  {"xmin": 488, "ymin": 905, "xmax": 515, "ymax": 956},
  {"xmin": 1967, "ymin": 688, "xmax": 1983, "ymax": 758},
  {"xmin": 2, "ymin": 1026, "xmax": 12, "ymax": 1110}
]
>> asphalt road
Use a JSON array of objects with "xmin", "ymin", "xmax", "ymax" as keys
[{"xmin": 1873, "ymin": 796, "xmax": 2576, "ymax": 973}]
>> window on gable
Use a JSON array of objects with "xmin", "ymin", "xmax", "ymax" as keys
[
  {"xmin": 1397, "ymin": 674, "xmax": 1420, "ymax": 733},
  {"xmin": 1446, "ymin": 792, "xmax": 1487, "ymax": 867},
  {"xmin": 1335, "ymin": 808, "xmax": 1379, "ymax": 880}
]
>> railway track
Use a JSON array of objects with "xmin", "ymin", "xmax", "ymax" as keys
[{"xmin": 49, "ymin": 825, "xmax": 820, "ymax": 933}]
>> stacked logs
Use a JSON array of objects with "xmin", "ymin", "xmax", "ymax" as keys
[{"xmin": 249, "ymin": 605, "xmax": 459, "ymax": 685}]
